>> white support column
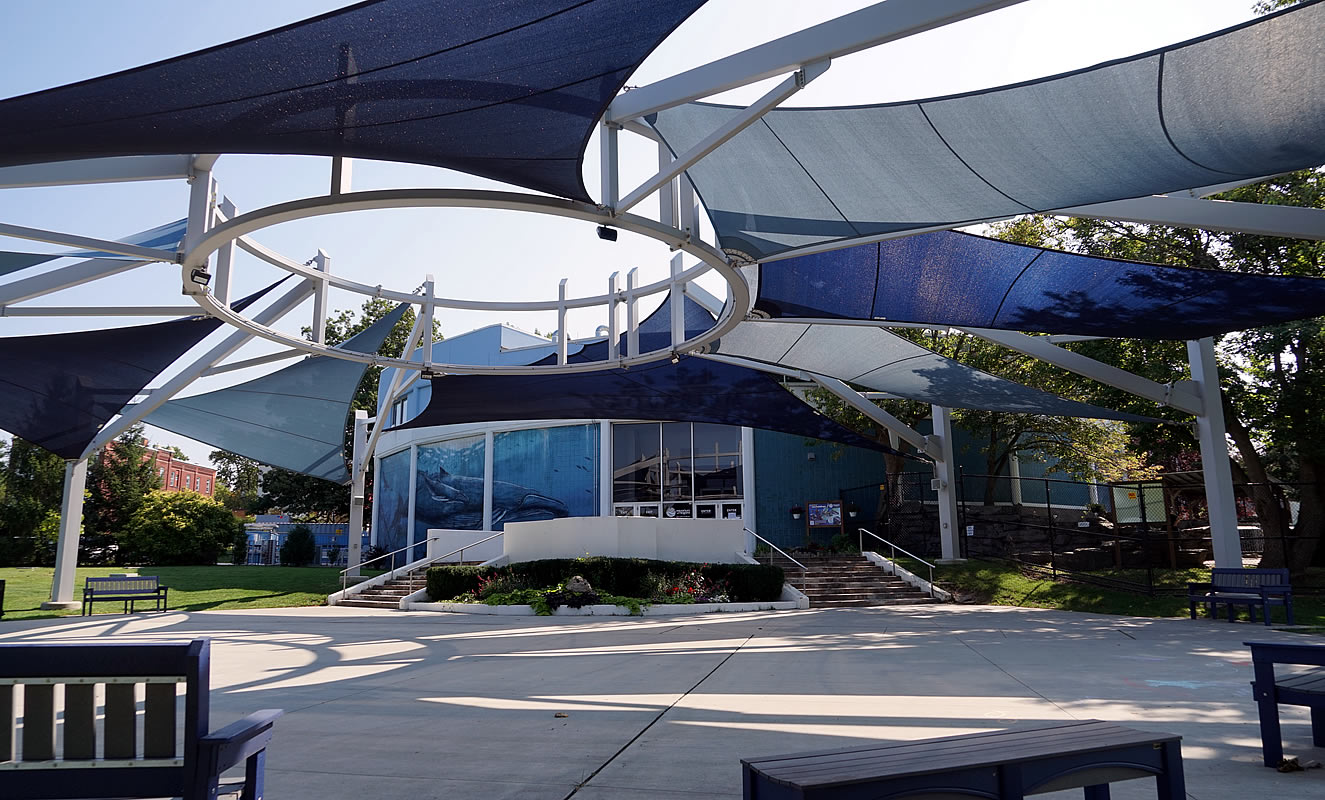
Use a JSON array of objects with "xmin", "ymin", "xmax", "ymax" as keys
[
  {"xmin": 607, "ymin": 272, "xmax": 620, "ymax": 360},
  {"xmin": 657, "ymin": 143, "xmax": 678, "ymax": 228},
  {"xmin": 669, "ymin": 254, "xmax": 684, "ymax": 350},
  {"xmin": 311, "ymin": 250, "xmax": 331, "ymax": 344},
  {"xmin": 182, "ymin": 165, "xmax": 215, "ymax": 256},
  {"xmin": 407, "ymin": 445, "xmax": 419, "ymax": 557},
  {"xmin": 330, "ymin": 156, "xmax": 353, "ymax": 196},
  {"xmin": 347, "ymin": 410, "xmax": 369, "ymax": 576},
  {"xmin": 599, "ymin": 421, "xmax": 613, "ymax": 517},
  {"xmin": 482, "ymin": 430, "xmax": 495, "ymax": 532},
  {"xmin": 556, "ymin": 278, "xmax": 568, "ymax": 365},
  {"xmin": 1009, "ymin": 453, "xmax": 1023, "ymax": 506},
  {"xmin": 931, "ymin": 405, "xmax": 963, "ymax": 562},
  {"xmin": 742, "ymin": 426, "xmax": 757, "ymax": 553},
  {"xmin": 421, "ymin": 275, "xmax": 435, "ymax": 372},
  {"xmin": 1188, "ymin": 337, "xmax": 1243, "ymax": 567},
  {"xmin": 213, "ymin": 197, "xmax": 236, "ymax": 305},
  {"xmin": 43, "ymin": 460, "xmax": 89, "ymax": 609},
  {"xmin": 626, "ymin": 268, "xmax": 640, "ymax": 358},
  {"xmin": 369, "ymin": 454, "xmax": 382, "ymax": 547},
  {"xmin": 599, "ymin": 121, "xmax": 619, "ymax": 209}
]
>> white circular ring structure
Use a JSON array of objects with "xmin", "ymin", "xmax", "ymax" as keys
[{"xmin": 180, "ymin": 189, "xmax": 749, "ymax": 375}]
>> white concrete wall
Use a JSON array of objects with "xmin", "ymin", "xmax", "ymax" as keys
[
  {"xmin": 426, "ymin": 529, "xmax": 503, "ymax": 563},
  {"xmin": 501, "ymin": 518, "xmax": 746, "ymax": 564}
]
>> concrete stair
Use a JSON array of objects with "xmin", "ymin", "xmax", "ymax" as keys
[
  {"xmin": 336, "ymin": 572, "xmax": 428, "ymax": 610},
  {"xmin": 769, "ymin": 553, "xmax": 942, "ymax": 608}
]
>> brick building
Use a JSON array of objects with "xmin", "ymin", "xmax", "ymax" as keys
[{"xmin": 151, "ymin": 449, "xmax": 217, "ymax": 497}]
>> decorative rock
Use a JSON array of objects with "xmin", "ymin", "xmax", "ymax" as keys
[{"xmin": 565, "ymin": 575, "xmax": 593, "ymax": 594}]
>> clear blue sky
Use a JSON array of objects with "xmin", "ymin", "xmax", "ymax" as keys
[{"xmin": 0, "ymin": 0, "xmax": 1260, "ymax": 462}]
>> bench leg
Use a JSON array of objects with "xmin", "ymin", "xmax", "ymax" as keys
[
  {"xmin": 1228, "ymin": 602, "xmax": 1237, "ymax": 622},
  {"xmin": 1156, "ymin": 741, "xmax": 1185, "ymax": 800},
  {"xmin": 1188, "ymin": 600, "xmax": 1196, "ymax": 620},
  {"xmin": 1286, "ymin": 600, "xmax": 1295, "ymax": 627},
  {"xmin": 1254, "ymin": 685, "xmax": 1284, "ymax": 767},
  {"xmin": 1262, "ymin": 601, "xmax": 1271, "ymax": 626},
  {"xmin": 1083, "ymin": 784, "xmax": 1110, "ymax": 799},
  {"xmin": 1313, "ymin": 707, "xmax": 1325, "ymax": 748},
  {"xmin": 242, "ymin": 749, "xmax": 267, "ymax": 800}
]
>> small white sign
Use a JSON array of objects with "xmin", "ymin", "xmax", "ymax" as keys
[
  {"xmin": 1077, "ymin": 521, "xmax": 1091, "ymax": 528},
  {"xmin": 965, "ymin": 525, "xmax": 975, "ymax": 537}
]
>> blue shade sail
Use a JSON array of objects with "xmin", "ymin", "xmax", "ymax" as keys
[
  {"xmin": 0, "ymin": 219, "xmax": 187, "ymax": 277},
  {"xmin": 393, "ymin": 356, "xmax": 900, "ymax": 455},
  {"xmin": 756, "ymin": 230, "xmax": 1325, "ymax": 339},
  {"xmin": 146, "ymin": 302, "xmax": 409, "ymax": 482},
  {"xmin": 0, "ymin": 0, "xmax": 704, "ymax": 203},
  {"xmin": 0, "ymin": 285, "xmax": 274, "ymax": 459},
  {"xmin": 649, "ymin": 1, "xmax": 1325, "ymax": 260},
  {"xmin": 713, "ymin": 321, "xmax": 1155, "ymax": 422}
]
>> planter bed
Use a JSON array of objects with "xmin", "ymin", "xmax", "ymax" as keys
[{"xmin": 405, "ymin": 599, "xmax": 799, "ymax": 616}]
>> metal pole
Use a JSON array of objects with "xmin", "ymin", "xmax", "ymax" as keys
[
  {"xmin": 1138, "ymin": 480, "xmax": 1153, "ymax": 595},
  {"xmin": 43, "ymin": 460, "xmax": 89, "ymax": 609},
  {"xmin": 1045, "ymin": 478, "xmax": 1056, "ymax": 580},
  {"xmin": 347, "ymin": 410, "xmax": 369, "ymax": 577}
]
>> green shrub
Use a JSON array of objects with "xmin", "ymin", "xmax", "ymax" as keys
[
  {"xmin": 426, "ymin": 558, "xmax": 784, "ymax": 603},
  {"xmin": 231, "ymin": 534, "xmax": 249, "ymax": 565},
  {"xmin": 119, "ymin": 491, "xmax": 244, "ymax": 566},
  {"xmin": 279, "ymin": 525, "xmax": 317, "ymax": 567}
]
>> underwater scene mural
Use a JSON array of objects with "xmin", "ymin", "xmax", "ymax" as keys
[
  {"xmin": 492, "ymin": 424, "xmax": 599, "ymax": 530},
  {"xmin": 414, "ymin": 435, "xmax": 486, "ymax": 553},
  {"xmin": 374, "ymin": 449, "xmax": 412, "ymax": 556}
]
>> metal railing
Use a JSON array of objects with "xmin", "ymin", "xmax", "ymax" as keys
[
  {"xmin": 745, "ymin": 527, "xmax": 808, "ymax": 590},
  {"xmin": 859, "ymin": 527, "xmax": 938, "ymax": 599},
  {"xmin": 338, "ymin": 532, "xmax": 504, "ymax": 595}
]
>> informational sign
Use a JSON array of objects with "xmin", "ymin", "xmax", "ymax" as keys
[
  {"xmin": 966, "ymin": 525, "xmax": 975, "ymax": 537},
  {"xmin": 723, "ymin": 503, "xmax": 742, "ymax": 520},
  {"xmin": 614, "ymin": 506, "xmax": 634, "ymax": 516},
  {"xmin": 807, "ymin": 501, "xmax": 843, "ymax": 528},
  {"xmin": 664, "ymin": 503, "xmax": 693, "ymax": 519},
  {"xmin": 639, "ymin": 505, "xmax": 660, "ymax": 518},
  {"xmin": 696, "ymin": 504, "xmax": 716, "ymax": 519}
]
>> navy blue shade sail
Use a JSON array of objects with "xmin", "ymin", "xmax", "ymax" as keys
[
  {"xmin": 0, "ymin": 219, "xmax": 187, "ymax": 278},
  {"xmin": 0, "ymin": 0, "xmax": 705, "ymax": 202},
  {"xmin": 649, "ymin": 1, "xmax": 1325, "ymax": 260},
  {"xmin": 755, "ymin": 230, "xmax": 1325, "ymax": 339},
  {"xmin": 146, "ymin": 302, "xmax": 409, "ymax": 483},
  {"xmin": 393, "ymin": 355, "xmax": 901, "ymax": 455},
  {"xmin": 0, "ymin": 284, "xmax": 275, "ymax": 459}
]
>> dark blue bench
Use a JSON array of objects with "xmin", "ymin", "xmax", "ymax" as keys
[
  {"xmin": 742, "ymin": 719, "xmax": 1184, "ymax": 799},
  {"xmin": 82, "ymin": 574, "xmax": 170, "ymax": 615},
  {"xmin": 1246, "ymin": 640, "xmax": 1325, "ymax": 767},
  {"xmin": 1188, "ymin": 567, "xmax": 1293, "ymax": 626},
  {"xmin": 0, "ymin": 639, "xmax": 281, "ymax": 800}
]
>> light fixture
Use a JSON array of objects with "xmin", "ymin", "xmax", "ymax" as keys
[
  {"xmin": 189, "ymin": 267, "xmax": 212, "ymax": 286},
  {"xmin": 596, "ymin": 225, "xmax": 618, "ymax": 242},
  {"xmin": 670, "ymin": 352, "xmax": 680, "ymax": 364}
]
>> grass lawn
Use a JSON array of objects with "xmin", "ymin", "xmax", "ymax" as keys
[
  {"xmin": 930, "ymin": 558, "xmax": 1325, "ymax": 628},
  {"xmin": 0, "ymin": 566, "xmax": 355, "ymax": 621}
]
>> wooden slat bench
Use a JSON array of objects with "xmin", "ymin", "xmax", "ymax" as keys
[
  {"xmin": 0, "ymin": 638, "xmax": 282, "ymax": 800},
  {"xmin": 1246, "ymin": 640, "xmax": 1325, "ymax": 767},
  {"xmin": 742, "ymin": 720, "xmax": 1184, "ymax": 799},
  {"xmin": 1187, "ymin": 567, "xmax": 1293, "ymax": 626},
  {"xmin": 82, "ymin": 575, "xmax": 169, "ymax": 615}
]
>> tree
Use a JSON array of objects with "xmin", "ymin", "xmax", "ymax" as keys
[
  {"xmin": 260, "ymin": 468, "xmax": 349, "ymax": 523},
  {"xmin": 0, "ymin": 438, "xmax": 66, "ymax": 565},
  {"xmin": 83, "ymin": 426, "xmax": 161, "ymax": 563},
  {"xmin": 209, "ymin": 450, "xmax": 262, "ymax": 512},
  {"xmin": 119, "ymin": 490, "xmax": 244, "ymax": 566},
  {"xmin": 166, "ymin": 446, "xmax": 189, "ymax": 462},
  {"xmin": 279, "ymin": 524, "xmax": 318, "ymax": 567}
]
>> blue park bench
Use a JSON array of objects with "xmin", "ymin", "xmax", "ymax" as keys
[
  {"xmin": 0, "ymin": 639, "xmax": 281, "ymax": 800},
  {"xmin": 1187, "ymin": 567, "xmax": 1294, "ymax": 626},
  {"xmin": 1246, "ymin": 640, "xmax": 1325, "ymax": 767},
  {"xmin": 742, "ymin": 719, "xmax": 1184, "ymax": 799},
  {"xmin": 82, "ymin": 574, "xmax": 170, "ymax": 615}
]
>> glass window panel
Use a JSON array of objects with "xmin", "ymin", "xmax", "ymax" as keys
[
  {"xmin": 613, "ymin": 423, "xmax": 661, "ymax": 503},
  {"xmin": 662, "ymin": 422, "xmax": 693, "ymax": 501},
  {"xmin": 492, "ymin": 424, "xmax": 599, "ymax": 531},
  {"xmin": 693, "ymin": 423, "xmax": 743, "ymax": 499},
  {"xmin": 415, "ymin": 435, "xmax": 486, "ymax": 551},
  {"xmin": 374, "ymin": 449, "xmax": 412, "ymax": 556}
]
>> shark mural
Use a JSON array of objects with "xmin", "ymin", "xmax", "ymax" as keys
[{"xmin": 415, "ymin": 469, "xmax": 570, "ymax": 529}]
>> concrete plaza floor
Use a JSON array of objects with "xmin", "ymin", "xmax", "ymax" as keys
[{"xmin": 2, "ymin": 604, "xmax": 1321, "ymax": 799}]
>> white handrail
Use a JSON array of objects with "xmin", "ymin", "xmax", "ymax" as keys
[
  {"xmin": 745, "ymin": 527, "xmax": 808, "ymax": 589},
  {"xmin": 858, "ymin": 527, "xmax": 937, "ymax": 599},
  {"xmin": 339, "ymin": 531, "xmax": 505, "ymax": 595}
]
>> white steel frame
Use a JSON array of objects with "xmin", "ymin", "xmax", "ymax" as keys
[{"xmin": 4, "ymin": 0, "xmax": 1318, "ymax": 605}]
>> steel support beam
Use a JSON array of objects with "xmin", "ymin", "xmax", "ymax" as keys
[
  {"xmin": 311, "ymin": 250, "xmax": 331, "ymax": 344},
  {"xmin": 614, "ymin": 62, "xmax": 827, "ymax": 214},
  {"xmin": 0, "ymin": 155, "xmax": 193, "ymax": 189},
  {"xmin": 0, "ymin": 222, "xmax": 176, "ymax": 262},
  {"xmin": 1055, "ymin": 194, "xmax": 1325, "ymax": 241},
  {"xmin": 1188, "ymin": 337, "xmax": 1243, "ymax": 568},
  {"xmin": 961, "ymin": 327, "xmax": 1203, "ymax": 415},
  {"xmin": 931, "ymin": 405, "xmax": 963, "ymax": 562},
  {"xmin": 805, "ymin": 373, "xmax": 940, "ymax": 460},
  {"xmin": 200, "ymin": 349, "xmax": 305, "ymax": 377},
  {"xmin": 607, "ymin": 0, "xmax": 1024, "ymax": 122},
  {"xmin": 0, "ymin": 306, "xmax": 199, "ymax": 317},
  {"xmin": 0, "ymin": 258, "xmax": 151, "ymax": 307},
  {"xmin": 43, "ymin": 460, "xmax": 89, "ymax": 609}
]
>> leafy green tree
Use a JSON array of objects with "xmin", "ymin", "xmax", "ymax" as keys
[
  {"xmin": 0, "ymin": 438, "xmax": 67, "ymax": 565},
  {"xmin": 260, "ymin": 468, "xmax": 349, "ymax": 523},
  {"xmin": 209, "ymin": 450, "xmax": 262, "ymax": 512},
  {"xmin": 119, "ymin": 490, "xmax": 244, "ymax": 566},
  {"xmin": 83, "ymin": 426, "xmax": 161, "ymax": 563},
  {"xmin": 279, "ymin": 525, "xmax": 318, "ymax": 567}
]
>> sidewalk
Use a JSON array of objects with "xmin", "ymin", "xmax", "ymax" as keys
[{"xmin": 2, "ymin": 604, "xmax": 1318, "ymax": 799}]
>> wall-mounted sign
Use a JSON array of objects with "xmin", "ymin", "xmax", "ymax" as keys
[
  {"xmin": 664, "ymin": 503, "xmax": 693, "ymax": 519},
  {"xmin": 807, "ymin": 501, "xmax": 843, "ymax": 528},
  {"xmin": 723, "ymin": 503, "xmax": 742, "ymax": 520}
]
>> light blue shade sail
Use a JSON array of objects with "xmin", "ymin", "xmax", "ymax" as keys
[
  {"xmin": 0, "ymin": 283, "xmax": 275, "ymax": 458},
  {"xmin": 713, "ymin": 321, "xmax": 1156, "ymax": 422},
  {"xmin": 146, "ymin": 303, "xmax": 409, "ymax": 483},
  {"xmin": 649, "ymin": 2, "xmax": 1325, "ymax": 260},
  {"xmin": 755, "ymin": 230, "xmax": 1325, "ymax": 339},
  {"xmin": 0, "ymin": 218, "xmax": 187, "ymax": 277}
]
